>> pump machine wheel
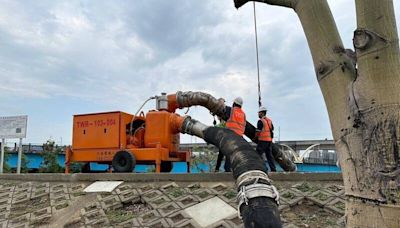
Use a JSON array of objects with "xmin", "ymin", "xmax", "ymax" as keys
[{"xmin": 112, "ymin": 151, "xmax": 136, "ymax": 172}]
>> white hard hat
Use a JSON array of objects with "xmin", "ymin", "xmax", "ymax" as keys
[
  {"xmin": 233, "ymin": 97, "xmax": 243, "ymax": 106},
  {"xmin": 258, "ymin": 106, "xmax": 267, "ymax": 112}
]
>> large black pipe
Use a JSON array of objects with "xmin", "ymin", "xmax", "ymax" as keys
[
  {"xmin": 243, "ymin": 119, "xmax": 297, "ymax": 172},
  {"xmin": 174, "ymin": 91, "xmax": 296, "ymax": 172},
  {"xmin": 180, "ymin": 118, "xmax": 282, "ymax": 228}
]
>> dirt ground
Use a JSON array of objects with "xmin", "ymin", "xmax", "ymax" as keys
[{"xmin": 281, "ymin": 200, "xmax": 342, "ymax": 228}]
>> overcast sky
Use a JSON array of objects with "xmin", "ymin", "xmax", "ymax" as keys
[{"xmin": 1, "ymin": 0, "xmax": 399, "ymax": 145}]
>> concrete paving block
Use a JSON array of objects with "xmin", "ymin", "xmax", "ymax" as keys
[
  {"xmin": 278, "ymin": 203, "xmax": 290, "ymax": 212},
  {"xmin": 157, "ymin": 202, "xmax": 180, "ymax": 217},
  {"xmin": 323, "ymin": 184, "xmax": 345, "ymax": 197},
  {"xmin": 0, "ymin": 186, "xmax": 15, "ymax": 194},
  {"xmin": 89, "ymin": 217, "xmax": 110, "ymax": 226},
  {"xmin": 30, "ymin": 213, "xmax": 52, "ymax": 227},
  {"xmin": 325, "ymin": 198, "xmax": 346, "ymax": 215},
  {"xmin": 100, "ymin": 195, "xmax": 122, "ymax": 211},
  {"xmin": 184, "ymin": 197, "xmax": 237, "ymax": 228},
  {"xmin": 279, "ymin": 189, "xmax": 304, "ymax": 207},
  {"xmin": 81, "ymin": 202, "xmax": 101, "ymax": 216},
  {"xmin": 8, "ymin": 223, "xmax": 30, "ymax": 228},
  {"xmin": 165, "ymin": 211, "xmax": 190, "ymax": 227},
  {"xmin": 69, "ymin": 191, "xmax": 86, "ymax": 200},
  {"xmin": 147, "ymin": 195, "xmax": 171, "ymax": 209},
  {"xmin": 207, "ymin": 220, "xmax": 233, "ymax": 228},
  {"xmin": 210, "ymin": 183, "xmax": 229, "ymax": 194},
  {"xmin": 176, "ymin": 195, "xmax": 199, "ymax": 209},
  {"xmin": 50, "ymin": 184, "xmax": 68, "ymax": 192},
  {"xmin": 146, "ymin": 218, "xmax": 171, "ymax": 228},
  {"xmin": 15, "ymin": 182, "xmax": 32, "ymax": 191},
  {"xmin": 33, "ymin": 182, "xmax": 49, "ymax": 189},
  {"xmin": 49, "ymin": 188, "xmax": 69, "ymax": 199},
  {"xmin": 0, "ymin": 211, "xmax": 9, "ymax": 221},
  {"xmin": 137, "ymin": 184, "xmax": 155, "ymax": 195},
  {"xmin": 336, "ymin": 215, "xmax": 345, "ymax": 227},
  {"xmin": 51, "ymin": 200, "xmax": 71, "ymax": 211},
  {"xmin": 115, "ymin": 183, "xmax": 133, "ymax": 192},
  {"xmin": 307, "ymin": 190, "xmax": 334, "ymax": 207},
  {"xmin": 0, "ymin": 197, "xmax": 11, "ymax": 207},
  {"xmin": 96, "ymin": 192, "xmax": 117, "ymax": 201},
  {"xmin": 224, "ymin": 215, "xmax": 244, "ymax": 228},
  {"xmin": 283, "ymin": 224, "xmax": 300, "ymax": 228},
  {"xmin": 0, "ymin": 192, "xmax": 12, "ymax": 200},
  {"xmin": 83, "ymin": 209, "xmax": 107, "ymax": 225},
  {"xmin": 225, "ymin": 202, "xmax": 236, "ymax": 210},
  {"xmin": 30, "ymin": 206, "xmax": 51, "ymax": 220},
  {"xmin": 185, "ymin": 183, "xmax": 203, "ymax": 193},
  {"xmin": 142, "ymin": 190, "xmax": 164, "ymax": 202},
  {"xmin": 137, "ymin": 209, "xmax": 161, "ymax": 226},
  {"xmin": 174, "ymin": 219, "xmax": 202, "ymax": 228},
  {"xmin": 115, "ymin": 217, "xmax": 140, "ymax": 227},
  {"xmin": 30, "ymin": 188, "xmax": 49, "ymax": 199},
  {"xmin": 117, "ymin": 189, "xmax": 139, "ymax": 203},
  {"xmin": 12, "ymin": 193, "xmax": 30, "ymax": 204},
  {"xmin": 193, "ymin": 188, "xmax": 216, "ymax": 202},
  {"xmin": 216, "ymin": 189, "xmax": 236, "ymax": 204},
  {"xmin": 7, "ymin": 213, "xmax": 30, "ymax": 228},
  {"xmin": 69, "ymin": 183, "xmax": 86, "ymax": 192},
  {"xmin": 290, "ymin": 182, "xmax": 320, "ymax": 196},
  {"xmin": 160, "ymin": 182, "xmax": 180, "ymax": 192},
  {"xmin": 0, "ymin": 221, "xmax": 7, "ymax": 228},
  {"xmin": 50, "ymin": 194, "xmax": 70, "ymax": 205},
  {"xmin": 164, "ymin": 188, "xmax": 188, "ymax": 201}
]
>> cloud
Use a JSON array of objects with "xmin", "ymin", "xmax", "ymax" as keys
[{"xmin": 0, "ymin": 0, "xmax": 398, "ymax": 144}]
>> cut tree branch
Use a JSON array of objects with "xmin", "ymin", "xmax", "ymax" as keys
[{"xmin": 234, "ymin": 0, "xmax": 298, "ymax": 9}]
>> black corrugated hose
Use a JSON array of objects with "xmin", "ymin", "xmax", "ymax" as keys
[{"xmin": 203, "ymin": 127, "xmax": 282, "ymax": 228}]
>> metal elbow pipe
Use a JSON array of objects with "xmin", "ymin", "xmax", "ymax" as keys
[
  {"xmin": 169, "ymin": 91, "xmax": 226, "ymax": 116},
  {"xmin": 180, "ymin": 117, "xmax": 282, "ymax": 227}
]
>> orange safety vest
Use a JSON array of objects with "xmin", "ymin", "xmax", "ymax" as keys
[
  {"xmin": 226, "ymin": 107, "xmax": 246, "ymax": 136},
  {"xmin": 258, "ymin": 117, "xmax": 273, "ymax": 142}
]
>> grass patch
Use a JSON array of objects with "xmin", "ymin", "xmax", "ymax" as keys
[
  {"xmin": 223, "ymin": 190, "xmax": 237, "ymax": 199},
  {"xmin": 166, "ymin": 187, "xmax": 186, "ymax": 198}
]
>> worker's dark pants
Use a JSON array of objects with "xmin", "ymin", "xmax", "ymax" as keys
[
  {"xmin": 256, "ymin": 141, "xmax": 276, "ymax": 172},
  {"xmin": 215, "ymin": 151, "xmax": 231, "ymax": 172}
]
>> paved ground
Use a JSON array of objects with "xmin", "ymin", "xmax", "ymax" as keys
[{"xmin": 0, "ymin": 174, "xmax": 345, "ymax": 228}]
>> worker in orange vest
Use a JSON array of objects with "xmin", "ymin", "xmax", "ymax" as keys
[
  {"xmin": 226, "ymin": 97, "xmax": 246, "ymax": 136},
  {"xmin": 256, "ymin": 106, "xmax": 276, "ymax": 172},
  {"xmin": 222, "ymin": 97, "xmax": 246, "ymax": 172}
]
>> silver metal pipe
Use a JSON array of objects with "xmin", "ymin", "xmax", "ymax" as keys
[
  {"xmin": 180, "ymin": 116, "xmax": 209, "ymax": 139},
  {"xmin": 176, "ymin": 91, "xmax": 226, "ymax": 116}
]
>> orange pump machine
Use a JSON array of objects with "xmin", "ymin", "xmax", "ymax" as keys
[{"xmin": 65, "ymin": 93, "xmax": 191, "ymax": 173}]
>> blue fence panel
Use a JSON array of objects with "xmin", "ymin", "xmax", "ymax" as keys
[{"xmin": 4, "ymin": 153, "xmax": 341, "ymax": 173}]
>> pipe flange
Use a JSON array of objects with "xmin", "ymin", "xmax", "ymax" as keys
[
  {"xmin": 236, "ymin": 170, "xmax": 271, "ymax": 188},
  {"xmin": 236, "ymin": 183, "xmax": 280, "ymax": 219}
]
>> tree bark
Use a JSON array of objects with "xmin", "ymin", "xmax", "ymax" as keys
[
  {"xmin": 343, "ymin": 0, "xmax": 400, "ymax": 226},
  {"xmin": 234, "ymin": 0, "xmax": 400, "ymax": 226}
]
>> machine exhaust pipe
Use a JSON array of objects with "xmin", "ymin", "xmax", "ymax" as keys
[
  {"xmin": 180, "ymin": 116, "xmax": 282, "ymax": 228},
  {"xmin": 169, "ymin": 91, "xmax": 296, "ymax": 172}
]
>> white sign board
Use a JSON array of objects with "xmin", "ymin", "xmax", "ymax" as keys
[
  {"xmin": 84, "ymin": 181, "xmax": 123, "ymax": 193},
  {"xmin": 0, "ymin": 115, "xmax": 28, "ymax": 139}
]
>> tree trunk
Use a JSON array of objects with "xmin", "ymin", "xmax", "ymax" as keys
[
  {"xmin": 344, "ymin": 0, "xmax": 400, "ymax": 226},
  {"xmin": 234, "ymin": 0, "xmax": 400, "ymax": 226}
]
